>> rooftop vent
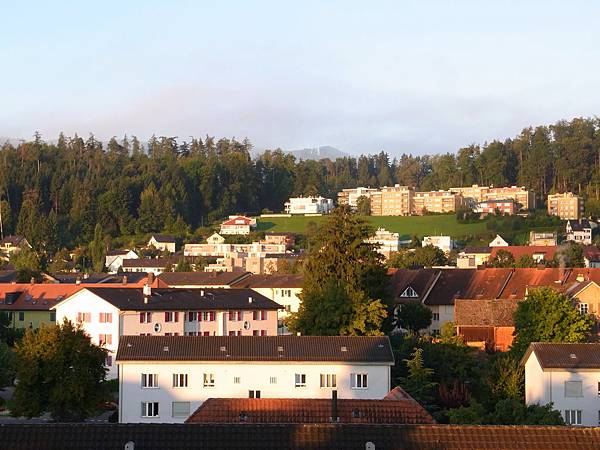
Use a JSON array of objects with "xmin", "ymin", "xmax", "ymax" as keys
[
  {"xmin": 239, "ymin": 412, "xmax": 248, "ymax": 422},
  {"xmin": 163, "ymin": 346, "xmax": 169, "ymax": 352},
  {"xmin": 127, "ymin": 343, "xmax": 132, "ymax": 347},
  {"xmin": 277, "ymin": 346, "xmax": 284, "ymax": 352},
  {"xmin": 570, "ymin": 353, "xmax": 577, "ymax": 359},
  {"xmin": 341, "ymin": 346, "xmax": 347, "ymax": 352},
  {"xmin": 200, "ymin": 290, "xmax": 205, "ymax": 296},
  {"xmin": 220, "ymin": 346, "xmax": 227, "ymax": 352},
  {"xmin": 248, "ymin": 297, "xmax": 253, "ymax": 304}
]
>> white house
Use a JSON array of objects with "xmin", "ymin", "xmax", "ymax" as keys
[
  {"xmin": 52, "ymin": 285, "xmax": 280, "ymax": 378},
  {"xmin": 489, "ymin": 234, "xmax": 509, "ymax": 247},
  {"xmin": 566, "ymin": 220, "xmax": 596, "ymax": 246},
  {"xmin": 421, "ymin": 236, "xmax": 454, "ymax": 254},
  {"xmin": 147, "ymin": 235, "xmax": 176, "ymax": 253},
  {"xmin": 366, "ymin": 228, "xmax": 400, "ymax": 258},
  {"xmin": 116, "ymin": 335, "xmax": 394, "ymax": 423},
  {"xmin": 105, "ymin": 250, "xmax": 139, "ymax": 274},
  {"xmin": 219, "ymin": 216, "xmax": 257, "ymax": 235},
  {"xmin": 284, "ymin": 197, "xmax": 333, "ymax": 215},
  {"xmin": 523, "ymin": 342, "xmax": 600, "ymax": 426}
]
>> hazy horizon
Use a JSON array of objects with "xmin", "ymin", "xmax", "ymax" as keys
[{"xmin": 2, "ymin": 1, "xmax": 599, "ymax": 156}]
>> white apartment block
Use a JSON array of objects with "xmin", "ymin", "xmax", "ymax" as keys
[
  {"xmin": 337, "ymin": 187, "xmax": 379, "ymax": 208},
  {"xmin": 421, "ymin": 236, "xmax": 454, "ymax": 253},
  {"xmin": 284, "ymin": 196, "xmax": 334, "ymax": 215},
  {"xmin": 366, "ymin": 228, "xmax": 400, "ymax": 258},
  {"xmin": 523, "ymin": 342, "xmax": 600, "ymax": 426},
  {"xmin": 117, "ymin": 335, "xmax": 394, "ymax": 423}
]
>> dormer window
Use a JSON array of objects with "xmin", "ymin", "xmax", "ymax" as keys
[{"xmin": 400, "ymin": 286, "xmax": 418, "ymax": 298}]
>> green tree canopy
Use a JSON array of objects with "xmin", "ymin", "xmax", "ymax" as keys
[
  {"xmin": 12, "ymin": 320, "xmax": 107, "ymax": 421},
  {"xmin": 397, "ymin": 348, "xmax": 437, "ymax": 408},
  {"xmin": 89, "ymin": 223, "xmax": 106, "ymax": 273},
  {"xmin": 511, "ymin": 287, "xmax": 593, "ymax": 357},
  {"xmin": 355, "ymin": 195, "xmax": 371, "ymax": 216},
  {"xmin": 488, "ymin": 249, "xmax": 515, "ymax": 268},
  {"xmin": 396, "ymin": 301, "xmax": 433, "ymax": 334}
]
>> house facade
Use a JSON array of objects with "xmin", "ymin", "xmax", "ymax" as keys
[
  {"xmin": 105, "ymin": 250, "xmax": 139, "ymax": 273},
  {"xmin": 366, "ymin": 228, "xmax": 400, "ymax": 258},
  {"xmin": 284, "ymin": 197, "xmax": 334, "ymax": 215},
  {"xmin": 523, "ymin": 342, "xmax": 600, "ymax": 426},
  {"xmin": 566, "ymin": 220, "xmax": 595, "ymax": 245},
  {"xmin": 529, "ymin": 231, "xmax": 558, "ymax": 246},
  {"xmin": 219, "ymin": 216, "xmax": 257, "ymax": 235},
  {"xmin": 147, "ymin": 235, "xmax": 176, "ymax": 253},
  {"xmin": 53, "ymin": 286, "xmax": 280, "ymax": 378},
  {"xmin": 421, "ymin": 236, "xmax": 453, "ymax": 253},
  {"xmin": 547, "ymin": 192, "xmax": 584, "ymax": 220},
  {"xmin": 0, "ymin": 235, "xmax": 31, "ymax": 259},
  {"xmin": 116, "ymin": 335, "xmax": 394, "ymax": 423}
]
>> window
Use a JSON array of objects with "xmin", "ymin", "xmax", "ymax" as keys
[
  {"xmin": 164, "ymin": 312, "xmax": 179, "ymax": 322},
  {"xmin": 141, "ymin": 402, "xmax": 159, "ymax": 418},
  {"xmin": 565, "ymin": 381, "xmax": 583, "ymax": 398},
  {"xmin": 202, "ymin": 331, "xmax": 210, "ymax": 336},
  {"xmin": 284, "ymin": 305, "xmax": 291, "ymax": 313},
  {"xmin": 295, "ymin": 373, "xmax": 306, "ymax": 388},
  {"xmin": 253, "ymin": 330, "xmax": 259, "ymax": 336},
  {"xmin": 400, "ymin": 286, "xmax": 418, "ymax": 298},
  {"xmin": 432, "ymin": 313, "xmax": 440, "ymax": 321},
  {"xmin": 564, "ymin": 409, "xmax": 582, "ymax": 425},
  {"xmin": 18, "ymin": 312, "xmax": 25, "ymax": 321},
  {"xmin": 186, "ymin": 331, "xmax": 198, "ymax": 336},
  {"xmin": 249, "ymin": 390, "xmax": 261, "ymax": 398},
  {"xmin": 597, "ymin": 381, "xmax": 600, "ymax": 396},
  {"xmin": 252, "ymin": 310, "xmax": 267, "ymax": 321},
  {"xmin": 77, "ymin": 312, "xmax": 91, "ymax": 323},
  {"xmin": 202, "ymin": 311, "xmax": 216, "ymax": 321},
  {"xmin": 172, "ymin": 373, "xmax": 188, "ymax": 388},
  {"xmin": 105, "ymin": 355, "xmax": 113, "ymax": 367},
  {"xmin": 188, "ymin": 311, "xmax": 198, "ymax": 322},
  {"xmin": 320, "ymin": 374, "xmax": 337, "ymax": 388},
  {"xmin": 139, "ymin": 312, "xmax": 152, "ymax": 323},
  {"xmin": 203, "ymin": 373, "xmax": 215, "ymax": 387},
  {"xmin": 282, "ymin": 289, "xmax": 291, "ymax": 297},
  {"xmin": 99, "ymin": 312, "xmax": 113, "ymax": 323},
  {"xmin": 351, "ymin": 373, "xmax": 368, "ymax": 389},
  {"xmin": 579, "ymin": 303, "xmax": 589, "ymax": 315},
  {"xmin": 99, "ymin": 334, "xmax": 112, "ymax": 346},
  {"xmin": 141, "ymin": 373, "xmax": 158, "ymax": 388},
  {"xmin": 234, "ymin": 376, "xmax": 241, "ymax": 384},
  {"xmin": 49, "ymin": 311, "xmax": 56, "ymax": 322},
  {"xmin": 269, "ymin": 377, "xmax": 277, "ymax": 384},
  {"xmin": 172, "ymin": 401, "xmax": 190, "ymax": 418},
  {"xmin": 229, "ymin": 331, "xmax": 241, "ymax": 336}
]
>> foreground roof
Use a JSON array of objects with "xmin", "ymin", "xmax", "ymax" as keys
[
  {"xmin": 116, "ymin": 335, "xmax": 394, "ymax": 363},
  {"xmin": 76, "ymin": 287, "xmax": 279, "ymax": 311},
  {"xmin": 523, "ymin": 342, "xmax": 600, "ymax": 369},
  {"xmin": 158, "ymin": 271, "xmax": 251, "ymax": 286},
  {"xmin": 455, "ymin": 299, "xmax": 518, "ymax": 327},
  {"xmin": 1, "ymin": 424, "xmax": 599, "ymax": 450},
  {"xmin": 186, "ymin": 394, "xmax": 435, "ymax": 424},
  {"xmin": 150, "ymin": 234, "xmax": 176, "ymax": 243},
  {"xmin": 0, "ymin": 284, "xmax": 84, "ymax": 311}
]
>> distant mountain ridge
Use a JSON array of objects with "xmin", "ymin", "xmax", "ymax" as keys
[{"xmin": 285, "ymin": 145, "xmax": 348, "ymax": 160}]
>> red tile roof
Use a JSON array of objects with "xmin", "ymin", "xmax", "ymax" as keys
[
  {"xmin": 185, "ymin": 394, "xmax": 435, "ymax": 425},
  {"xmin": 455, "ymin": 299, "xmax": 518, "ymax": 327},
  {"xmin": 490, "ymin": 246, "xmax": 557, "ymax": 261},
  {"xmin": 221, "ymin": 216, "xmax": 254, "ymax": 226}
]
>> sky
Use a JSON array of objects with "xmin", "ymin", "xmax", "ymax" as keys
[{"xmin": 1, "ymin": 0, "xmax": 599, "ymax": 156}]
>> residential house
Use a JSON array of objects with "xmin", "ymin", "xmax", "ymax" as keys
[
  {"xmin": 489, "ymin": 246, "xmax": 557, "ymax": 264},
  {"xmin": 547, "ymin": 192, "xmax": 584, "ymax": 220},
  {"xmin": 234, "ymin": 274, "xmax": 303, "ymax": 333},
  {"xmin": 476, "ymin": 199, "xmax": 517, "ymax": 216},
  {"xmin": 371, "ymin": 185, "xmax": 414, "ymax": 216},
  {"xmin": 3, "ymin": 423, "xmax": 600, "ymax": 450},
  {"xmin": 583, "ymin": 245, "xmax": 600, "ymax": 268},
  {"xmin": 450, "ymin": 185, "xmax": 535, "ymax": 210},
  {"xmin": 147, "ymin": 235, "xmax": 176, "ymax": 253},
  {"xmin": 53, "ymin": 285, "xmax": 280, "ymax": 378},
  {"xmin": 264, "ymin": 232, "xmax": 296, "ymax": 249},
  {"xmin": 422, "ymin": 236, "xmax": 453, "ymax": 253},
  {"xmin": 105, "ymin": 249, "xmax": 139, "ymax": 273},
  {"xmin": 337, "ymin": 187, "xmax": 380, "ymax": 209},
  {"xmin": 412, "ymin": 190, "xmax": 463, "ymax": 214},
  {"xmin": 185, "ymin": 386, "xmax": 434, "ymax": 424},
  {"xmin": 530, "ymin": 231, "xmax": 558, "ymax": 246},
  {"xmin": 284, "ymin": 197, "xmax": 333, "ymax": 215},
  {"xmin": 116, "ymin": 335, "xmax": 394, "ymax": 423},
  {"xmin": 0, "ymin": 235, "xmax": 31, "ymax": 259},
  {"xmin": 219, "ymin": 216, "xmax": 257, "ymax": 235},
  {"xmin": 523, "ymin": 342, "xmax": 600, "ymax": 426},
  {"xmin": 122, "ymin": 258, "xmax": 172, "ymax": 275},
  {"xmin": 489, "ymin": 235, "xmax": 509, "ymax": 247},
  {"xmin": 366, "ymin": 228, "xmax": 400, "ymax": 258},
  {"xmin": 456, "ymin": 247, "xmax": 492, "ymax": 268},
  {"xmin": 566, "ymin": 219, "xmax": 596, "ymax": 245}
]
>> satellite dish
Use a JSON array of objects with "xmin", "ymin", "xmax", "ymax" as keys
[
  {"xmin": 243, "ymin": 321, "xmax": 251, "ymax": 330},
  {"xmin": 154, "ymin": 323, "xmax": 162, "ymax": 333}
]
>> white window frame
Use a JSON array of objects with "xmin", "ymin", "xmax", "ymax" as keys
[
  {"xmin": 141, "ymin": 401, "xmax": 159, "ymax": 418},
  {"xmin": 141, "ymin": 373, "xmax": 159, "ymax": 388},
  {"xmin": 172, "ymin": 373, "xmax": 188, "ymax": 388},
  {"xmin": 579, "ymin": 303, "xmax": 589, "ymax": 315},
  {"xmin": 295, "ymin": 373, "xmax": 306, "ymax": 388},
  {"xmin": 320, "ymin": 373, "xmax": 337, "ymax": 388},
  {"xmin": 351, "ymin": 373, "xmax": 368, "ymax": 389},
  {"xmin": 269, "ymin": 376, "xmax": 277, "ymax": 384},
  {"xmin": 203, "ymin": 373, "xmax": 215, "ymax": 387},
  {"xmin": 233, "ymin": 376, "xmax": 241, "ymax": 384},
  {"xmin": 564, "ymin": 409, "xmax": 582, "ymax": 425}
]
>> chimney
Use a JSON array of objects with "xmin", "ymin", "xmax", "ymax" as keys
[
  {"xmin": 143, "ymin": 283, "xmax": 152, "ymax": 297},
  {"xmin": 331, "ymin": 390, "xmax": 339, "ymax": 423},
  {"xmin": 30, "ymin": 277, "xmax": 35, "ymax": 285},
  {"xmin": 83, "ymin": 273, "xmax": 89, "ymax": 280},
  {"xmin": 248, "ymin": 296, "xmax": 253, "ymax": 304},
  {"xmin": 200, "ymin": 289, "xmax": 205, "ymax": 297},
  {"xmin": 147, "ymin": 272, "xmax": 155, "ymax": 285},
  {"xmin": 122, "ymin": 275, "xmax": 128, "ymax": 285},
  {"xmin": 76, "ymin": 276, "xmax": 81, "ymax": 285}
]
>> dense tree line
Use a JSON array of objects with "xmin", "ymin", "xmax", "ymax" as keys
[{"xmin": 2, "ymin": 117, "xmax": 600, "ymax": 251}]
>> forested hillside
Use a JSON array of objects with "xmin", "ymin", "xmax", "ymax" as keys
[{"xmin": 1, "ymin": 116, "xmax": 600, "ymax": 250}]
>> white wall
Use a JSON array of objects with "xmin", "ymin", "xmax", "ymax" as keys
[
  {"xmin": 525, "ymin": 354, "xmax": 600, "ymax": 426},
  {"xmin": 426, "ymin": 304, "xmax": 454, "ymax": 334},
  {"xmin": 249, "ymin": 287, "xmax": 302, "ymax": 334},
  {"xmin": 53, "ymin": 290, "xmax": 121, "ymax": 379},
  {"xmin": 118, "ymin": 361, "xmax": 391, "ymax": 423}
]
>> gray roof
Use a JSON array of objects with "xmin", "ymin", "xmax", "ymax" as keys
[
  {"xmin": 523, "ymin": 342, "xmax": 600, "ymax": 369},
  {"xmin": 122, "ymin": 258, "xmax": 172, "ymax": 268},
  {"xmin": 82, "ymin": 287, "xmax": 280, "ymax": 311},
  {"xmin": 150, "ymin": 234, "xmax": 176, "ymax": 243},
  {"xmin": 158, "ymin": 271, "xmax": 251, "ymax": 286},
  {"xmin": 116, "ymin": 335, "xmax": 394, "ymax": 363}
]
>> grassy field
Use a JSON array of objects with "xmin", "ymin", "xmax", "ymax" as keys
[{"xmin": 256, "ymin": 214, "xmax": 488, "ymax": 240}]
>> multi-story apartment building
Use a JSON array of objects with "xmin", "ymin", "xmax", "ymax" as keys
[
  {"xmin": 370, "ymin": 185, "xmax": 414, "ymax": 216},
  {"xmin": 450, "ymin": 185, "xmax": 535, "ymax": 210},
  {"xmin": 284, "ymin": 196, "xmax": 334, "ymax": 215},
  {"xmin": 365, "ymin": 228, "xmax": 400, "ymax": 258},
  {"xmin": 523, "ymin": 342, "xmax": 600, "ymax": 426},
  {"xmin": 52, "ymin": 286, "xmax": 280, "ymax": 378},
  {"xmin": 337, "ymin": 187, "xmax": 379, "ymax": 208},
  {"xmin": 547, "ymin": 192, "xmax": 584, "ymax": 220},
  {"xmin": 116, "ymin": 335, "xmax": 394, "ymax": 423},
  {"xmin": 476, "ymin": 199, "xmax": 517, "ymax": 216},
  {"xmin": 413, "ymin": 191, "xmax": 463, "ymax": 214}
]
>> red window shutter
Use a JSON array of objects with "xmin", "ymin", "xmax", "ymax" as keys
[
  {"xmin": 210, "ymin": 312, "xmax": 215, "ymax": 321},
  {"xmin": 237, "ymin": 311, "xmax": 242, "ymax": 321},
  {"xmin": 175, "ymin": 312, "xmax": 179, "ymax": 322},
  {"xmin": 139, "ymin": 312, "xmax": 144, "ymax": 323},
  {"xmin": 261, "ymin": 311, "xmax": 267, "ymax": 320},
  {"xmin": 188, "ymin": 312, "xmax": 194, "ymax": 322},
  {"xmin": 107, "ymin": 313, "xmax": 112, "ymax": 323},
  {"xmin": 198, "ymin": 311, "xmax": 202, "ymax": 322},
  {"xmin": 164, "ymin": 312, "xmax": 168, "ymax": 322}
]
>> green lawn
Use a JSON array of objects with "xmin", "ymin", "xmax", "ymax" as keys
[{"xmin": 256, "ymin": 214, "xmax": 488, "ymax": 240}]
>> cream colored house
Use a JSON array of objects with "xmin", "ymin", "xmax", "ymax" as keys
[{"xmin": 148, "ymin": 235, "xmax": 176, "ymax": 253}]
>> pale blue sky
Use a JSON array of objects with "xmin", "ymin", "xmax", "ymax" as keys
[{"xmin": 1, "ymin": 1, "xmax": 598, "ymax": 155}]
